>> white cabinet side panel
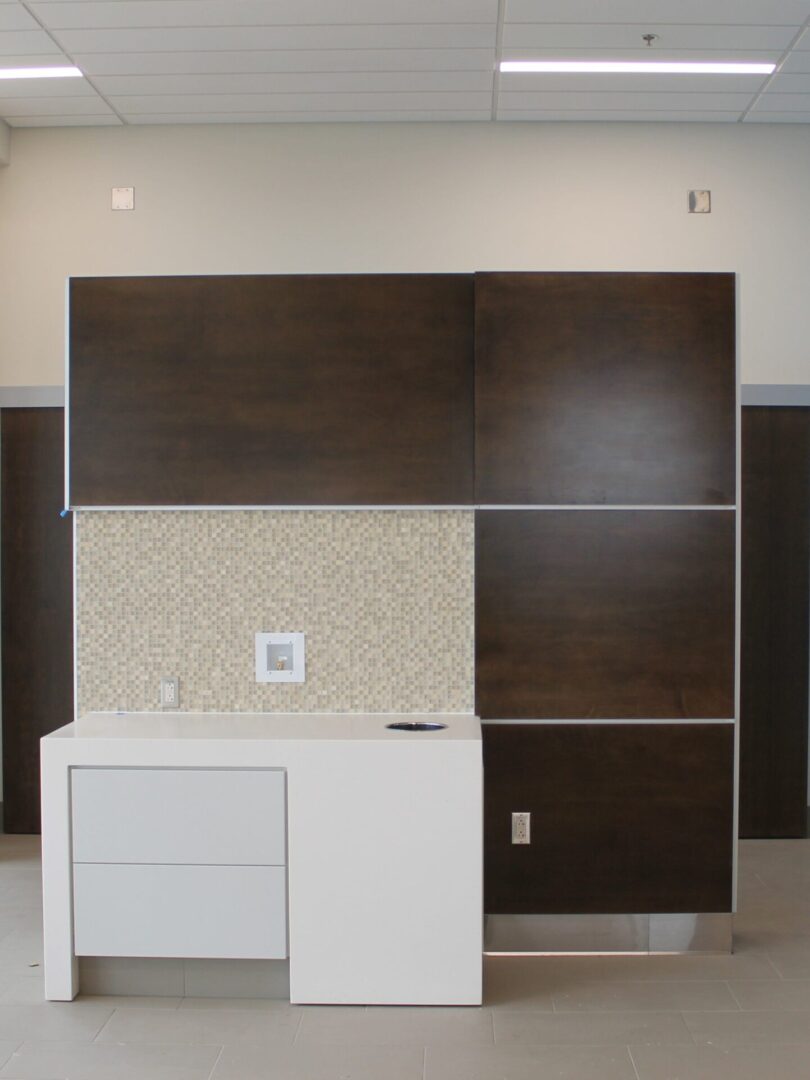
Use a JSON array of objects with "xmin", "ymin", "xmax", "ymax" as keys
[{"xmin": 288, "ymin": 740, "xmax": 482, "ymax": 1005}]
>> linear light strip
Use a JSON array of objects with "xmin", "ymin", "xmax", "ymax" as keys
[
  {"xmin": 0, "ymin": 66, "xmax": 82, "ymax": 80},
  {"xmin": 500, "ymin": 61, "xmax": 775, "ymax": 75}
]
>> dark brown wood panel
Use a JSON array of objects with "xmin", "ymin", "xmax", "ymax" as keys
[
  {"xmin": 475, "ymin": 510, "xmax": 735, "ymax": 720},
  {"xmin": 484, "ymin": 723, "xmax": 734, "ymax": 913},
  {"xmin": 69, "ymin": 275, "xmax": 474, "ymax": 506},
  {"xmin": 475, "ymin": 272, "xmax": 736, "ymax": 505},
  {"xmin": 740, "ymin": 407, "xmax": 810, "ymax": 838},
  {"xmin": 2, "ymin": 409, "xmax": 73, "ymax": 834}
]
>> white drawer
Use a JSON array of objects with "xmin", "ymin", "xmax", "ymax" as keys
[
  {"xmin": 71, "ymin": 768, "xmax": 285, "ymax": 866},
  {"xmin": 73, "ymin": 863, "xmax": 287, "ymax": 959}
]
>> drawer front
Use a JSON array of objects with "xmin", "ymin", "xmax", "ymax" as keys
[
  {"xmin": 72, "ymin": 768, "xmax": 286, "ymax": 866},
  {"xmin": 73, "ymin": 863, "xmax": 287, "ymax": 959}
]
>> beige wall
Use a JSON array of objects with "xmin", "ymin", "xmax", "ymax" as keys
[
  {"xmin": 76, "ymin": 510, "xmax": 474, "ymax": 716},
  {"xmin": 0, "ymin": 121, "xmax": 808, "ymax": 387}
]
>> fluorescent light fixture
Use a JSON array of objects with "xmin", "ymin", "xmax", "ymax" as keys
[
  {"xmin": 0, "ymin": 66, "xmax": 83, "ymax": 80},
  {"xmin": 500, "ymin": 61, "xmax": 775, "ymax": 75}
]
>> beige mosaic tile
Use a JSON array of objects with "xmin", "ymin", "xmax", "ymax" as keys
[{"xmin": 76, "ymin": 511, "xmax": 474, "ymax": 716}]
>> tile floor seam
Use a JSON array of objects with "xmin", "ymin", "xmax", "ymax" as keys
[
  {"xmin": 627, "ymin": 1044, "xmax": 642, "ymax": 1080},
  {"xmin": 726, "ymin": 980, "xmax": 744, "ymax": 1009},
  {"xmin": 204, "ymin": 1042, "xmax": 225, "ymax": 1080},
  {"xmin": 90, "ymin": 1006, "xmax": 118, "ymax": 1043},
  {"xmin": 680, "ymin": 1009, "xmax": 698, "ymax": 1045},
  {"xmin": 291, "ymin": 1006, "xmax": 305, "ymax": 1044}
]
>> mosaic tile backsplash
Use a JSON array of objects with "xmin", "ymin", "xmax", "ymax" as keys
[{"xmin": 76, "ymin": 511, "xmax": 474, "ymax": 716}]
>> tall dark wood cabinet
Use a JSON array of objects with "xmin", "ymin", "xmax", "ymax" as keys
[
  {"xmin": 1, "ymin": 409, "xmax": 74, "ymax": 834},
  {"xmin": 475, "ymin": 272, "xmax": 737, "ymax": 931},
  {"xmin": 740, "ymin": 407, "xmax": 810, "ymax": 838}
]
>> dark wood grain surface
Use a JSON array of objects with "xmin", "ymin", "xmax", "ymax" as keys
[
  {"xmin": 740, "ymin": 407, "xmax": 810, "ymax": 838},
  {"xmin": 69, "ymin": 275, "xmax": 474, "ymax": 506},
  {"xmin": 1, "ymin": 409, "xmax": 73, "ymax": 834},
  {"xmin": 484, "ymin": 723, "xmax": 735, "ymax": 913},
  {"xmin": 475, "ymin": 510, "xmax": 736, "ymax": 720},
  {"xmin": 475, "ymin": 272, "xmax": 736, "ymax": 505}
]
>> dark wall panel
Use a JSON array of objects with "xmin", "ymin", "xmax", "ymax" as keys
[
  {"xmin": 69, "ymin": 275, "xmax": 474, "ymax": 506},
  {"xmin": 484, "ymin": 723, "xmax": 735, "ymax": 914},
  {"xmin": 475, "ymin": 272, "xmax": 736, "ymax": 505},
  {"xmin": 740, "ymin": 407, "xmax": 810, "ymax": 838},
  {"xmin": 475, "ymin": 510, "xmax": 736, "ymax": 720},
  {"xmin": 2, "ymin": 409, "xmax": 73, "ymax": 834}
]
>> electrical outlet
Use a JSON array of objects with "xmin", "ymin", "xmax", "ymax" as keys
[
  {"xmin": 512, "ymin": 812, "xmax": 531, "ymax": 845},
  {"xmin": 159, "ymin": 676, "xmax": 179, "ymax": 709}
]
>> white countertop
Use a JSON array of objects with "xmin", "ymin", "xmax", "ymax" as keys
[{"xmin": 48, "ymin": 711, "xmax": 481, "ymax": 743}]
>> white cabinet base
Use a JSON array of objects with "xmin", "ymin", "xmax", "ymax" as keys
[{"xmin": 41, "ymin": 712, "xmax": 483, "ymax": 1005}]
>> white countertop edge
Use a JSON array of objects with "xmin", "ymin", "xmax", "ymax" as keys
[{"xmin": 44, "ymin": 711, "xmax": 482, "ymax": 743}]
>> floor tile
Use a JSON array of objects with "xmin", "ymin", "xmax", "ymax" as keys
[
  {"xmin": 493, "ymin": 1009, "xmax": 692, "ymax": 1045},
  {"xmin": 0, "ymin": 934, "xmax": 43, "ymax": 979},
  {"xmin": 425, "ymin": 1043, "xmax": 637, "ymax": 1079},
  {"xmin": 0, "ymin": 1046, "xmax": 17, "ymax": 1072},
  {"xmin": 552, "ymin": 980, "xmax": 738, "ymax": 1012},
  {"xmin": 729, "ymin": 979, "xmax": 810, "ymax": 1011},
  {"xmin": 0, "ymin": 1039, "xmax": 221, "ymax": 1080},
  {"xmin": 295, "ymin": 1005, "xmax": 495, "ymax": 1046},
  {"xmin": 212, "ymin": 1042, "xmax": 424, "ymax": 1080},
  {"xmin": 179, "ymin": 997, "xmax": 290, "ymax": 1011},
  {"xmin": 0, "ymin": 1005, "xmax": 112, "ymax": 1044},
  {"xmin": 684, "ymin": 1009, "xmax": 810, "ymax": 1045},
  {"xmin": 0, "ymin": 981, "xmax": 44, "ymax": 1007},
  {"xmin": 95, "ymin": 1005, "xmax": 301, "ymax": 1047},
  {"xmin": 760, "ymin": 937, "xmax": 810, "ymax": 979},
  {"xmin": 483, "ymin": 957, "xmax": 555, "ymax": 1009},
  {"xmin": 631, "ymin": 1042, "xmax": 810, "ymax": 1079}
]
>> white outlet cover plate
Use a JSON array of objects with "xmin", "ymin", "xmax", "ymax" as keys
[
  {"xmin": 111, "ymin": 186, "xmax": 134, "ymax": 210},
  {"xmin": 255, "ymin": 632, "xmax": 305, "ymax": 683}
]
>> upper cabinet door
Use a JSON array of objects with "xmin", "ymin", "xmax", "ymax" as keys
[
  {"xmin": 68, "ymin": 275, "xmax": 474, "ymax": 507},
  {"xmin": 475, "ymin": 272, "xmax": 736, "ymax": 506}
]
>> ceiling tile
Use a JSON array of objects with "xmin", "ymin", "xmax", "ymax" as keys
[
  {"xmin": 773, "ymin": 51, "xmax": 810, "ymax": 73},
  {"xmin": 0, "ymin": 53, "xmax": 77, "ymax": 68},
  {"xmin": 766, "ymin": 72, "xmax": 810, "ymax": 91},
  {"xmin": 0, "ymin": 30, "xmax": 63, "ymax": 54},
  {"xmin": 74, "ymin": 49, "xmax": 496, "ymax": 77},
  {"xmin": 93, "ymin": 71, "xmax": 495, "ymax": 96},
  {"xmin": 498, "ymin": 109, "xmax": 745, "ymax": 121},
  {"xmin": 744, "ymin": 110, "xmax": 810, "ymax": 120},
  {"xmin": 124, "ymin": 110, "xmax": 492, "ymax": 124},
  {"xmin": 8, "ymin": 113, "xmax": 122, "ymax": 126},
  {"xmin": 500, "ymin": 73, "xmax": 770, "ymax": 94},
  {"xmin": 0, "ymin": 76, "xmax": 95, "ymax": 96},
  {"xmin": 505, "ymin": 0, "xmax": 810, "ymax": 26},
  {"xmin": 31, "ymin": 0, "xmax": 499, "ymax": 28},
  {"xmin": 55, "ymin": 24, "xmax": 496, "ymax": 52},
  {"xmin": 108, "ymin": 91, "xmax": 494, "ymax": 114},
  {"xmin": 0, "ymin": 5, "xmax": 40, "ymax": 32},
  {"xmin": 498, "ymin": 90, "xmax": 754, "ymax": 110},
  {"xmin": 502, "ymin": 23, "xmax": 797, "ymax": 51},
  {"xmin": 0, "ymin": 94, "xmax": 115, "ymax": 115},
  {"xmin": 500, "ymin": 46, "xmax": 784, "ymax": 62},
  {"xmin": 751, "ymin": 92, "xmax": 810, "ymax": 109}
]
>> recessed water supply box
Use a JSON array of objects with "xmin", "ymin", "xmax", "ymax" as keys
[{"xmin": 255, "ymin": 632, "xmax": 306, "ymax": 683}]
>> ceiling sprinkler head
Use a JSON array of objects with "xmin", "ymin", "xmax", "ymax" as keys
[{"xmin": 642, "ymin": 33, "xmax": 659, "ymax": 47}]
